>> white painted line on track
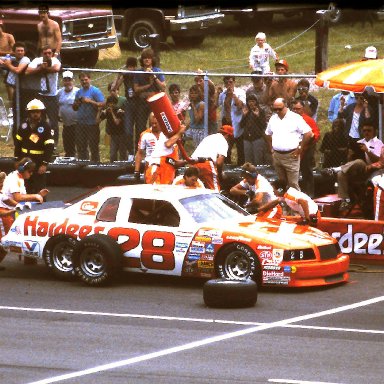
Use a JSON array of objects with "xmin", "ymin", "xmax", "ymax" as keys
[
  {"xmin": 1, "ymin": 305, "xmax": 384, "ymax": 335},
  {"xmin": 24, "ymin": 295, "xmax": 384, "ymax": 384},
  {"xmin": 269, "ymin": 380, "xmax": 343, "ymax": 384}
]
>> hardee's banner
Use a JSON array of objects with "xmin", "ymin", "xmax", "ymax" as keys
[{"xmin": 318, "ymin": 217, "xmax": 384, "ymax": 263}]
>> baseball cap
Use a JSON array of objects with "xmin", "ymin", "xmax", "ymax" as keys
[
  {"xmin": 62, "ymin": 70, "xmax": 74, "ymax": 79},
  {"xmin": 219, "ymin": 125, "xmax": 234, "ymax": 137},
  {"xmin": 275, "ymin": 59, "xmax": 289, "ymax": 70},
  {"xmin": 364, "ymin": 46, "xmax": 377, "ymax": 59}
]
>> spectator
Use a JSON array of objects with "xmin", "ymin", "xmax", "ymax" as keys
[
  {"xmin": 0, "ymin": 22, "xmax": 16, "ymax": 104},
  {"xmin": 134, "ymin": 112, "xmax": 163, "ymax": 183},
  {"xmin": 269, "ymin": 59, "xmax": 297, "ymax": 105},
  {"xmin": 321, "ymin": 121, "xmax": 383, "ymax": 211},
  {"xmin": 25, "ymin": 44, "xmax": 61, "ymax": 145},
  {"xmin": 338, "ymin": 92, "xmax": 375, "ymax": 148},
  {"xmin": 362, "ymin": 46, "xmax": 378, "ymax": 61},
  {"xmin": 190, "ymin": 124, "xmax": 234, "ymax": 191},
  {"xmin": 265, "ymin": 97, "xmax": 313, "ymax": 190},
  {"xmin": 0, "ymin": 158, "xmax": 47, "ymax": 270},
  {"xmin": 72, "ymin": 71, "xmax": 105, "ymax": 162},
  {"xmin": 97, "ymin": 95, "xmax": 127, "ymax": 162},
  {"xmin": 248, "ymin": 32, "xmax": 278, "ymax": 74},
  {"xmin": 291, "ymin": 99, "xmax": 320, "ymax": 197},
  {"xmin": 240, "ymin": 93, "xmax": 270, "ymax": 166},
  {"xmin": 0, "ymin": 41, "xmax": 30, "ymax": 134},
  {"xmin": 328, "ymin": 91, "xmax": 355, "ymax": 123},
  {"xmin": 186, "ymin": 84, "xmax": 205, "ymax": 148},
  {"xmin": 229, "ymin": 162, "xmax": 276, "ymax": 213},
  {"xmin": 107, "ymin": 81, "xmax": 126, "ymax": 109},
  {"xmin": 146, "ymin": 124, "xmax": 186, "ymax": 185},
  {"xmin": 172, "ymin": 166, "xmax": 205, "ymax": 188},
  {"xmin": 258, "ymin": 183, "xmax": 320, "ymax": 226},
  {"xmin": 320, "ymin": 118, "xmax": 348, "ymax": 168},
  {"xmin": 295, "ymin": 78, "xmax": 319, "ymax": 121},
  {"xmin": 14, "ymin": 99, "xmax": 54, "ymax": 194},
  {"xmin": 246, "ymin": 68, "xmax": 272, "ymax": 121},
  {"xmin": 194, "ymin": 69, "xmax": 218, "ymax": 134},
  {"xmin": 0, "ymin": 20, "xmax": 15, "ymax": 56},
  {"xmin": 111, "ymin": 56, "xmax": 139, "ymax": 155},
  {"xmin": 37, "ymin": 4, "xmax": 62, "ymax": 59},
  {"xmin": 168, "ymin": 83, "xmax": 188, "ymax": 123},
  {"xmin": 133, "ymin": 48, "xmax": 166, "ymax": 145},
  {"xmin": 218, "ymin": 75, "xmax": 246, "ymax": 165},
  {"xmin": 57, "ymin": 70, "xmax": 79, "ymax": 157}
]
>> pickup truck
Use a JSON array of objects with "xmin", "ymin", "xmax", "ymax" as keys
[
  {"xmin": 113, "ymin": 6, "xmax": 224, "ymax": 50},
  {"xmin": 0, "ymin": 6, "xmax": 117, "ymax": 67}
]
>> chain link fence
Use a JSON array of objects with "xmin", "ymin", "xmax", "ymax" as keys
[{"xmin": 0, "ymin": 67, "xmax": 349, "ymax": 172}]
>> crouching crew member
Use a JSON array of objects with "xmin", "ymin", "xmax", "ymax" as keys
[{"xmin": 14, "ymin": 99, "xmax": 54, "ymax": 194}]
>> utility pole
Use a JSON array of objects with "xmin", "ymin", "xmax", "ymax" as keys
[{"xmin": 315, "ymin": 10, "xmax": 330, "ymax": 74}]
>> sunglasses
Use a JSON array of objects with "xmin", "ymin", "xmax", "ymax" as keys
[
  {"xmin": 298, "ymin": 87, "xmax": 309, "ymax": 91},
  {"xmin": 273, "ymin": 107, "xmax": 284, "ymax": 112}
]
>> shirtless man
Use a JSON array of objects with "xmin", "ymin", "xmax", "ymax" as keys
[
  {"xmin": 37, "ymin": 5, "xmax": 62, "ymax": 58},
  {"xmin": 0, "ymin": 20, "xmax": 15, "ymax": 56}
]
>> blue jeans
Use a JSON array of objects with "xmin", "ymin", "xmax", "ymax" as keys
[{"xmin": 124, "ymin": 97, "xmax": 139, "ymax": 154}]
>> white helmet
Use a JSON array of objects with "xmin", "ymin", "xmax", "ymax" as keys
[{"xmin": 26, "ymin": 99, "xmax": 45, "ymax": 111}]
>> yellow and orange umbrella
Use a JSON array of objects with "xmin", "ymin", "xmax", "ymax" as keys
[{"xmin": 315, "ymin": 59, "xmax": 384, "ymax": 93}]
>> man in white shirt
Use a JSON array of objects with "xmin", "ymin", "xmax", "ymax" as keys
[
  {"xmin": 265, "ymin": 97, "xmax": 313, "ymax": 190},
  {"xmin": 191, "ymin": 125, "xmax": 234, "ymax": 191}
]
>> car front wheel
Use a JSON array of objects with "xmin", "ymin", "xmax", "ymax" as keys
[
  {"xmin": 216, "ymin": 243, "xmax": 260, "ymax": 284},
  {"xmin": 72, "ymin": 234, "xmax": 122, "ymax": 286}
]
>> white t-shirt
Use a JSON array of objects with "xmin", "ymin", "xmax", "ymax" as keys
[
  {"xmin": 284, "ymin": 187, "xmax": 318, "ymax": 217},
  {"xmin": 240, "ymin": 174, "xmax": 276, "ymax": 198},
  {"xmin": 5, "ymin": 56, "xmax": 30, "ymax": 86},
  {"xmin": 191, "ymin": 133, "xmax": 228, "ymax": 161},
  {"xmin": 265, "ymin": 110, "xmax": 311, "ymax": 152},
  {"xmin": 0, "ymin": 171, "xmax": 25, "ymax": 209},
  {"xmin": 149, "ymin": 133, "xmax": 176, "ymax": 165},
  {"xmin": 138, "ymin": 129, "xmax": 162, "ymax": 163},
  {"xmin": 28, "ymin": 56, "xmax": 61, "ymax": 96},
  {"xmin": 57, "ymin": 86, "xmax": 79, "ymax": 126},
  {"xmin": 357, "ymin": 136, "xmax": 383, "ymax": 164}
]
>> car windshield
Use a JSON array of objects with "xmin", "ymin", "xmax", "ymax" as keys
[{"xmin": 179, "ymin": 193, "xmax": 249, "ymax": 223}]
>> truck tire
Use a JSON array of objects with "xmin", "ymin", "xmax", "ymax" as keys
[
  {"xmin": 203, "ymin": 278, "xmax": 258, "ymax": 308},
  {"xmin": 72, "ymin": 234, "xmax": 122, "ymax": 287},
  {"xmin": 127, "ymin": 19, "xmax": 162, "ymax": 50},
  {"xmin": 172, "ymin": 36, "xmax": 205, "ymax": 48}
]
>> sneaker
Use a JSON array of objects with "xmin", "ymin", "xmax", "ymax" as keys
[
  {"xmin": 321, "ymin": 168, "xmax": 337, "ymax": 178},
  {"xmin": 339, "ymin": 199, "xmax": 352, "ymax": 211}
]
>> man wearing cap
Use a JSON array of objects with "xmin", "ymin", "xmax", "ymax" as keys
[
  {"xmin": 265, "ymin": 97, "xmax": 313, "ymax": 191},
  {"xmin": 229, "ymin": 162, "xmax": 276, "ymax": 213},
  {"xmin": 190, "ymin": 125, "xmax": 234, "ymax": 191},
  {"xmin": 248, "ymin": 32, "xmax": 278, "ymax": 74},
  {"xmin": 269, "ymin": 59, "xmax": 297, "ymax": 105},
  {"xmin": 362, "ymin": 46, "xmax": 378, "ymax": 61},
  {"xmin": 57, "ymin": 70, "xmax": 79, "ymax": 157},
  {"xmin": 37, "ymin": 5, "xmax": 62, "ymax": 59}
]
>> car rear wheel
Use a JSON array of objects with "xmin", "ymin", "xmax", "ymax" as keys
[
  {"xmin": 216, "ymin": 243, "xmax": 261, "ymax": 284},
  {"xmin": 72, "ymin": 234, "xmax": 122, "ymax": 286},
  {"xmin": 43, "ymin": 235, "xmax": 78, "ymax": 280},
  {"xmin": 203, "ymin": 278, "xmax": 258, "ymax": 308}
]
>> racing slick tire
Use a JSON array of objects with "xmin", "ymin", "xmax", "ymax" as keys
[
  {"xmin": 43, "ymin": 235, "xmax": 78, "ymax": 280},
  {"xmin": 203, "ymin": 278, "xmax": 258, "ymax": 308},
  {"xmin": 216, "ymin": 243, "xmax": 261, "ymax": 286},
  {"xmin": 72, "ymin": 234, "xmax": 122, "ymax": 287}
]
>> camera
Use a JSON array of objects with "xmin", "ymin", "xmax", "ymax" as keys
[{"xmin": 43, "ymin": 58, "xmax": 52, "ymax": 67}]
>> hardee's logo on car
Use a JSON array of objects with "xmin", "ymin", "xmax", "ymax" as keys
[{"xmin": 79, "ymin": 201, "xmax": 99, "ymax": 215}]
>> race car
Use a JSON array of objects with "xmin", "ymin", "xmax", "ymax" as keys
[{"xmin": 1, "ymin": 185, "xmax": 349, "ymax": 287}]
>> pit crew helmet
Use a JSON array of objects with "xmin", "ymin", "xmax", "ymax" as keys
[{"xmin": 27, "ymin": 99, "xmax": 46, "ymax": 111}]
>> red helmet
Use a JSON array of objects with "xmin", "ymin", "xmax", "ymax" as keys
[{"xmin": 275, "ymin": 59, "xmax": 289, "ymax": 70}]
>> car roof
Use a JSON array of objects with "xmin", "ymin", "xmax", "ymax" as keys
[{"xmin": 94, "ymin": 184, "xmax": 215, "ymax": 201}]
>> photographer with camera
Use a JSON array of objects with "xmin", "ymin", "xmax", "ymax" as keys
[
  {"xmin": 229, "ymin": 162, "xmax": 276, "ymax": 213},
  {"xmin": 25, "ymin": 45, "xmax": 61, "ymax": 146},
  {"xmin": 97, "ymin": 95, "xmax": 127, "ymax": 162}
]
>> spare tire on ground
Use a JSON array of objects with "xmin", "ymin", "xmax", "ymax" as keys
[{"xmin": 203, "ymin": 278, "xmax": 258, "ymax": 308}]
